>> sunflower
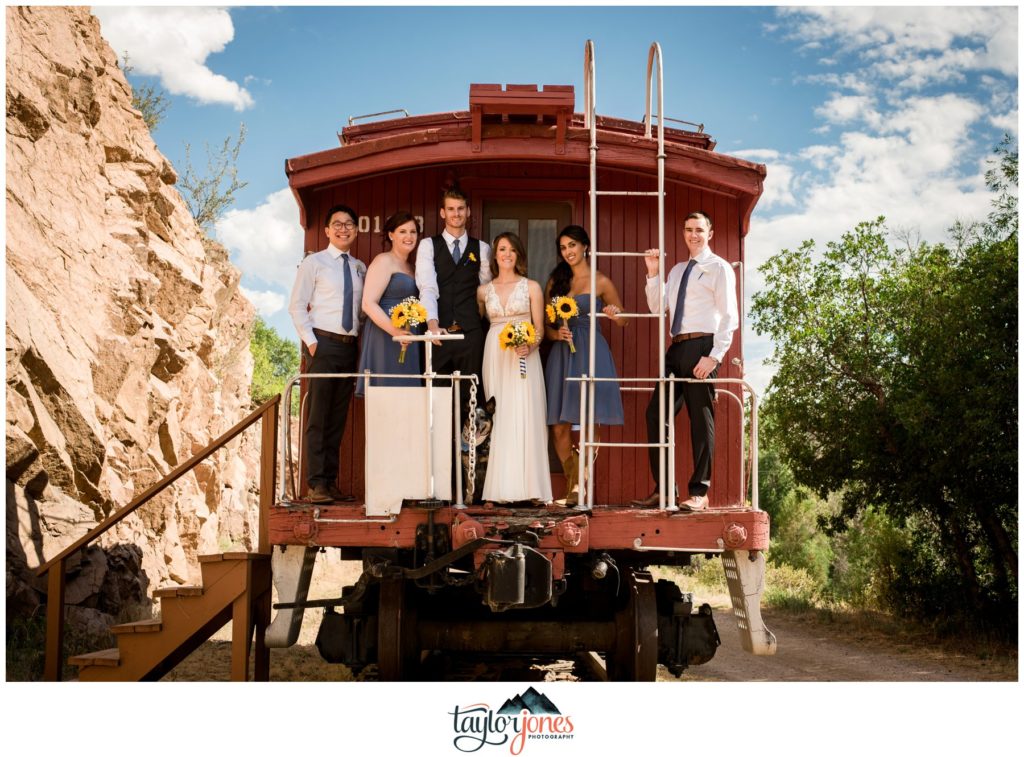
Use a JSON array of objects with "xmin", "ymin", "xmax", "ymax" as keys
[
  {"xmin": 499, "ymin": 323, "xmax": 516, "ymax": 350},
  {"xmin": 545, "ymin": 304, "xmax": 556, "ymax": 323},
  {"xmin": 391, "ymin": 310, "xmax": 409, "ymax": 328},
  {"xmin": 522, "ymin": 322, "xmax": 537, "ymax": 343},
  {"xmin": 554, "ymin": 295, "xmax": 579, "ymax": 320}
]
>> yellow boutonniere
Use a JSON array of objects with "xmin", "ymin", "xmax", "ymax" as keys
[{"xmin": 468, "ymin": 252, "xmax": 477, "ymax": 263}]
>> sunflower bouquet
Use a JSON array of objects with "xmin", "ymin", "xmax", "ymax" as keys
[
  {"xmin": 389, "ymin": 296, "xmax": 427, "ymax": 363},
  {"xmin": 546, "ymin": 295, "xmax": 579, "ymax": 353},
  {"xmin": 499, "ymin": 320, "xmax": 538, "ymax": 378}
]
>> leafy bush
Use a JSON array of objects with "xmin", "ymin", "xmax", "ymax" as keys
[
  {"xmin": 760, "ymin": 448, "xmax": 833, "ymax": 583},
  {"xmin": 763, "ymin": 563, "xmax": 822, "ymax": 612}
]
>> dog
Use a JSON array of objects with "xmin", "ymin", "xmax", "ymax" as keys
[{"xmin": 460, "ymin": 396, "xmax": 496, "ymax": 504}]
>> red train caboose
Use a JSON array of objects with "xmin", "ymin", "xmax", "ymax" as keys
[{"xmin": 267, "ymin": 42, "xmax": 775, "ymax": 681}]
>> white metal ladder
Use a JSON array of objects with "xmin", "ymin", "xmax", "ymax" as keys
[{"xmin": 576, "ymin": 39, "xmax": 676, "ymax": 511}]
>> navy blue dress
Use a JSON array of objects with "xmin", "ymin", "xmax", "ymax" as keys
[
  {"xmin": 355, "ymin": 272, "xmax": 422, "ymax": 397},
  {"xmin": 545, "ymin": 294, "xmax": 624, "ymax": 425}
]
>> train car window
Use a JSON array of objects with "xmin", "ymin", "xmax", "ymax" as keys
[{"xmin": 483, "ymin": 202, "xmax": 572, "ymax": 283}]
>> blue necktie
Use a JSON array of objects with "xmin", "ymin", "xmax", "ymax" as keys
[
  {"xmin": 670, "ymin": 259, "xmax": 697, "ymax": 336},
  {"xmin": 341, "ymin": 254, "xmax": 353, "ymax": 332},
  {"xmin": 452, "ymin": 238, "xmax": 461, "ymax": 264}
]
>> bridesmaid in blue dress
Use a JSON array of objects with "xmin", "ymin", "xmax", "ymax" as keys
[
  {"xmin": 356, "ymin": 211, "xmax": 423, "ymax": 397},
  {"xmin": 544, "ymin": 225, "xmax": 628, "ymax": 505}
]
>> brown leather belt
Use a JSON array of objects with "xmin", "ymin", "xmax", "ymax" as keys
[
  {"xmin": 672, "ymin": 332, "xmax": 712, "ymax": 343},
  {"xmin": 446, "ymin": 323, "xmax": 463, "ymax": 333},
  {"xmin": 313, "ymin": 328, "xmax": 356, "ymax": 344}
]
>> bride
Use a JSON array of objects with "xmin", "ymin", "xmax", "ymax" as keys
[{"xmin": 476, "ymin": 232, "xmax": 552, "ymax": 504}]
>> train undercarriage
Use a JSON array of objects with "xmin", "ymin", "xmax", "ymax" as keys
[{"xmin": 266, "ymin": 503, "xmax": 774, "ymax": 681}]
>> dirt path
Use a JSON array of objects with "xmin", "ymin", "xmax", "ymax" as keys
[
  {"xmin": 674, "ymin": 607, "xmax": 1015, "ymax": 682},
  {"xmin": 163, "ymin": 558, "xmax": 1015, "ymax": 682}
]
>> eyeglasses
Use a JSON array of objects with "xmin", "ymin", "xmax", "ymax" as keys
[{"xmin": 329, "ymin": 221, "xmax": 356, "ymax": 231}]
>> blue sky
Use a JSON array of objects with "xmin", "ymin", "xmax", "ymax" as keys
[{"xmin": 94, "ymin": 5, "xmax": 1019, "ymax": 395}]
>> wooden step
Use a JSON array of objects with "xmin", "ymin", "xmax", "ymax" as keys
[
  {"xmin": 199, "ymin": 552, "xmax": 270, "ymax": 592},
  {"xmin": 69, "ymin": 648, "xmax": 120, "ymax": 668},
  {"xmin": 74, "ymin": 552, "xmax": 272, "ymax": 681},
  {"xmin": 198, "ymin": 552, "xmax": 271, "ymax": 563},
  {"xmin": 111, "ymin": 618, "xmax": 162, "ymax": 635},
  {"xmin": 153, "ymin": 585, "xmax": 203, "ymax": 599}
]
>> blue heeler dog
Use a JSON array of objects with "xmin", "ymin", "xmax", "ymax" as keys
[{"xmin": 460, "ymin": 396, "xmax": 496, "ymax": 504}]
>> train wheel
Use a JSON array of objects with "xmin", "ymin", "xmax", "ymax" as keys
[
  {"xmin": 607, "ymin": 569, "xmax": 657, "ymax": 681},
  {"xmin": 377, "ymin": 576, "xmax": 420, "ymax": 681}
]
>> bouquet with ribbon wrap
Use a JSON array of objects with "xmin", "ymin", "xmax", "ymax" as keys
[{"xmin": 499, "ymin": 320, "xmax": 538, "ymax": 378}]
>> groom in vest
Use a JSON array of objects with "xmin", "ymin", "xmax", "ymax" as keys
[{"xmin": 416, "ymin": 189, "xmax": 493, "ymax": 420}]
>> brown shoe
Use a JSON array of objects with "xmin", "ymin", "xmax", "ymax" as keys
[
  {"xmin": 630, "ymin": 486, "xmax": 679, "ymax": 507},
  {"xmin": 308, "ymin": 484, "xmax": 332, "ymax": 503},
  {"xmin": 679, "ymin": 494, "xmax": 709, "ymax": 512}
]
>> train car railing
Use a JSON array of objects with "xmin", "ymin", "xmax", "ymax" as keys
[
  {"xmin": 278, "ymin": 334, "xmax": 480, "ymax": 507},
  {"xmin": 569, "ymin": 375, "xmax": 759, "ymax": 512}
]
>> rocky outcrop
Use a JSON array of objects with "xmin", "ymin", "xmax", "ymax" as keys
[{"xmin": 6, "ymin": 6, "xmax": 259, "ymax": 628}]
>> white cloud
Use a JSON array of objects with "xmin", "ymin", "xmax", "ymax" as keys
[
  {"xmin": 731, "ymin": 149, "xmax": 779, "ymax": 162},
  {"xmin": 216, "ymin": 187, "xmax": 306, "ymax": 289},
  {"xmin": 779, "ymin": 6, "xmax": 1018, "ymax": 86},
  {"xmin": 94, "ymin": 7, "xmax": 253, "ymax": 111},
  {"xmin": 240, "ymin": 287, "xmax": 285, "ymax": 317},
  {"xmin": 989, "ymin": 112, "xmax": 1019, "ymax": 136},
  {"xmin": 815, "ymin": 94, "xmax": 882, "ymax": 129}
]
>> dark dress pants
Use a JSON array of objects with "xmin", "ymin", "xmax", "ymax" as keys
[
  {"xmin": 644, "ymin": 336, "xmax": 717, "ymax": 497},
  {"xmin": 431, "ymin": 327, "xmax": 485, "ymax": 418},
  {"xmin": 304, "ymin": 339, "xmax": 357, "ymax": 489},
  {"xmin": 430, "ymin": 328, "xmax": 484, "ymax": 499}
]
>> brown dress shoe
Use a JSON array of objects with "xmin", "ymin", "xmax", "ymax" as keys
[
  {"xmin": 308, "ymin": 484, "xmax": 332, "ymax": 503},
  {"xmin": 630, "ymin": 486, "xmax": 679, "ymax": 507}
]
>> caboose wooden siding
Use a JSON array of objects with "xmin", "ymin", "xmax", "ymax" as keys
[{"xmin": 285, "ymin": 88, "xmax": 765, "ymax": 506}]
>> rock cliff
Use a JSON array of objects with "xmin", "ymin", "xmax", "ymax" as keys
[{"xmin": 6, "ymin": 6, "xmax": 259, "ymax": 632}]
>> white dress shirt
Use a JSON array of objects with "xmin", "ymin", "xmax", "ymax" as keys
[
  {"xmin": 415, "ymin": 229, "xmax": 493, "ymax": 323},
  {"xmin": 288, "ymin": 243, "xmax": 366, "ymax": 348},
  {"xmin": 645, "ymin": 246, "xmax": 739, "ymax": 364}
]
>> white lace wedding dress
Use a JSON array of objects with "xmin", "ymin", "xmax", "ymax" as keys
[{"xmin": 481, "ymin": 278, "xmax": 552, "ymax": 503}]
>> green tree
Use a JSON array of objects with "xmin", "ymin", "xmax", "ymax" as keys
[
  {"xmin": 180, "ymin": 123, "xmax": 248, "ymax": 231},
  {"xmin": 120, "ymin": 53, "xmax": 169, "ymax": 132},
  {"xmin": 758, "ymin": 446, "xmax": 833, "ymax": 584},
  {"xmin": 751, "ymin": 143, "xmax": 1017, "ymax": 628},
  {"xmin": 250, "ymin": 316, "xmax": 299, "ymax": 411}
]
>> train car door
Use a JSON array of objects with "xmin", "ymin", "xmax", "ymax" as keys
[{"xmin": 482, "ymin": 201, "xmax": 573, "ymax": 282}]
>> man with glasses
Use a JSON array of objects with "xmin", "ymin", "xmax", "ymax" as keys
[{"xmin": 289, "ymin": 204, "xmax": 366, "ymax": 503}]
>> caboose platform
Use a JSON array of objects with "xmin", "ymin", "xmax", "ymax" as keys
[{"xmin": 269, "ymin": 501, "xmax": 769, "ymax": 556}]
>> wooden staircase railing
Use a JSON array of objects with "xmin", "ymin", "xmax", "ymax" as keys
[{"xmin": 35, "ymin": 395, "xmax": 280, "ymax": 681}]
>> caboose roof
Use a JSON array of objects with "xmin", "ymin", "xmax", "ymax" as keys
[{"xmin": 285, "ymin": 84, "xmax": 766, "ymax": 233}]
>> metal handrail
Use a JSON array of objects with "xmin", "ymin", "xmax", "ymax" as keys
[
  {"xmin": 568, "ymin": 375, "xmax": 759, "ymax": 511},
  {"xmin": 36, "ymin": 394, "xmax": 280, "ymax": 680},
  {"xmin": 641, "ymin": 113, "xmax": 704, "ymax": 133},
  {"xmin": 348, "ymin": 108, "xmax": 410, "ymax": 126},
  {"xmin": 280, "ymin": 334, "xmax": 475, "ymax": 506}
]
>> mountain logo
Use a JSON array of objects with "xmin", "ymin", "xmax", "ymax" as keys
[{"xmin": 449, "ymin": 687, "xmax": 575, "ymax": 754}]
